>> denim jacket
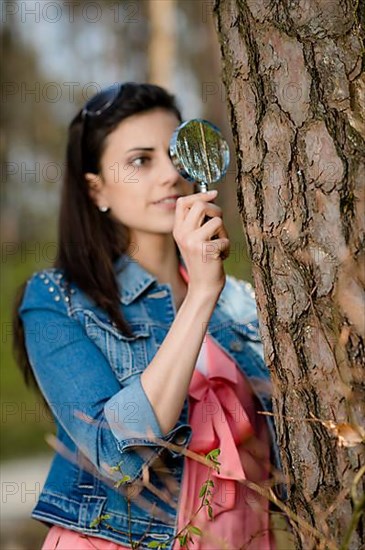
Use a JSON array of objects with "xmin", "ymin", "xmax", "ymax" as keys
[{"xmin": 19, "ymin": 252, "xmax": 282, "ymax": 548}]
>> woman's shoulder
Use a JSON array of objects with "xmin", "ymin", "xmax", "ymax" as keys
[
  {"xmin": 219, "ymin": 274, "xmax": 258, "ymax": 324},
  {"xmin": 225, "ymin": 274, "xmax": 256, "ymax": 299},
  {"xmin": 19, "ymin": 267, "xmax": 73, "ymax": 315}
]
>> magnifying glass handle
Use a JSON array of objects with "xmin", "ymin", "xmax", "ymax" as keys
[{"xmin": 199, "ymin": 185, "xmax": 219, "ymax": 240}]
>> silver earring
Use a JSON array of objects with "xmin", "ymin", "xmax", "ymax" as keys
[{"xmin": 99, "ymin": 206, "xmax": 109, "ymax": 213}]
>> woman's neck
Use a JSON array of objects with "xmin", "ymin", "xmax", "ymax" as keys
[{"xmin": 126, "ymin": 234, "xmax": 182, "ymax": 285}]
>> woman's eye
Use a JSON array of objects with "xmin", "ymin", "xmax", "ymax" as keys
[{"xmin": 131, "ymin": 156, "xmax": 149, "ymax": 167}]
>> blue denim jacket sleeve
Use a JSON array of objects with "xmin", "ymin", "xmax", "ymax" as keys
[{"xmin": 19, "ymin": 272, "xmax": 192, "ymax": 484}]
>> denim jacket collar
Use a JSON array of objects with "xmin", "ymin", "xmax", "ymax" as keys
[{"xmin": 113, "ymin": 250, "xmax": 187, "ymax": 306}]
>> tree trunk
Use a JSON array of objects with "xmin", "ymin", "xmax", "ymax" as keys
[
  {"xmin": 213, "ymin": 1, "xmax": 365, "ymax": 548},
  {"xmin": 147, "ymin": 0, "xmax": 176, "ymax": 88}
]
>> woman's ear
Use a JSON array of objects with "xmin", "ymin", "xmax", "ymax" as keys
[{"xmin": 84, "ymin": 172, "xmax": 107, "ymax": 209}]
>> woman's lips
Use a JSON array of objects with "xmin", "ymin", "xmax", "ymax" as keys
[{"xmin": 153, "ymin": 199, "xmax": 177, "ymax": 210}]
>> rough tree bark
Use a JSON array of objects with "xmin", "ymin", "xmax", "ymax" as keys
[
  {"xmin": 147, "ymin": 0, "xmax": 176, "ymax": 88},
  {"xmin": 213, "ymin": 1, "xmax": 364, "ymax": 548}
]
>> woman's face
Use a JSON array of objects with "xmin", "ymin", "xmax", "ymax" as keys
[{"xmin": 86, "ymin": 108, "xmax": 194, "ymax": 241}]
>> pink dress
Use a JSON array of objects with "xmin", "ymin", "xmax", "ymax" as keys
[
  {"xmin": 171, "ymin": 335, "xmax": 273, "ymax": 549},
  {"xmin": 42, "ymin": 268, "xmax": 274, "ymax": 549}
]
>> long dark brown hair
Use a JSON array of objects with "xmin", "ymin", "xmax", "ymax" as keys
[{"xmin": 12, "ymin": 82, "xmax": 183, "ymax": 399}]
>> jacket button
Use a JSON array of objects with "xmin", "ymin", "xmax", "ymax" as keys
[
  {"xmin": 175, "ymin": 434, "xmax": 188, "ymax": 445},
  {"xmin": 230, "ymin": 340, "xmax": 243, "ymax": 352}
]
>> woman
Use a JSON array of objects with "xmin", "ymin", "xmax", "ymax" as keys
[{"xmin": 13, "ymin": 82, "xmax": 281, "ymax": 549}]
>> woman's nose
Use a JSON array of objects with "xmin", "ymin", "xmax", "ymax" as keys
[{"xmin": 159, "ymin": 150, "xmax": 181, "ymax": 185}]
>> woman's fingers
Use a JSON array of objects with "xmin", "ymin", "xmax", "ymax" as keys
[
  {"xmin": 174, "ymin": 191, "xmax": 218, "ymax": 226},
  {"xmin": 173, "ymin": 190, "xmax": 229, "ymax": 294},
  {"xmin": 195, "ymin": 215, "xmax": 227, "ymax": 242},
  {"xmin": 183, "ymin": 200, "xmax": 222, "ymax": 231},
  {"xmin": 173, "ymin": 188, "xmax": 230, "ymax": 260}
]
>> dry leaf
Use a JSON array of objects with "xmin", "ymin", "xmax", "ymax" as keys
[{"xmin": 320, "ymin": 420, "xmax": 365, "ymax": 448}]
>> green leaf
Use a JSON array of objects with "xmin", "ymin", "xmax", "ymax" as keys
[
  {"xmin": 147, "ymin": 542, "xmax": 163, "ymax": 548},
  {"xmin": 114, "ymin": 474, "xmax": 131, "ymax": 488},
  {"xmin": 199, "ymin": 483, "xmax": 207, "ymax": 498},
  {"xmin": 178, "ymin": 533, "xmax": 188, "ymax": 547},
  {"xmin": 89, "ymin": 514, "xmax": 111, "ymax": 528},
  {"xmin": 208, "ymin": 505, "xmax": 213, "ymax": 520},
  {"xmin": 89, "ymin": 518, "xmax": 99, "ymax": 528},
  {"xmin": 188, "ymin": 525, "xmax": 202, "ymax": 536},
  {"xmin": 206, "ymin": 448, "xmax": 221, "ymax": 459}
]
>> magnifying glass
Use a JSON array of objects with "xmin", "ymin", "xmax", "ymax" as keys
[
  {"xmin": 169, "ymin": 119, "xmax": 230, "ymax": 247},
  {"xmin": 169, "ymin": 118, "xmax": 230, "ymax": 193}
]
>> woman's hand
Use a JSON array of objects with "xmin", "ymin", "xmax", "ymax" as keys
[{"xmin": 173, "ymin": 190, "xmax": 230, "ymax": 297}]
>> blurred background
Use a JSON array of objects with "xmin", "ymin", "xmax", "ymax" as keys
[{"xmin": 1, "ymin": 0, "xmax": 253, "ymax": 547}]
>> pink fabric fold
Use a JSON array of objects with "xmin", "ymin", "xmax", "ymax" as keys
[
  {"xmin": 172, "ymin": 264, "xmax": 274, "ymax": 549},
  {"xmin": 172, "ymin": 335, "xmax": 273, "ymax": 550}
]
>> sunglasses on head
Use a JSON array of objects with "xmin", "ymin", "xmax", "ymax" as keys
[
  {"xmin": 81, "ymin": 82, "xmax": 125, "ymax": 119},
  {"xmin": 80, "ymin": 83, "xmax": 125, "ymax": 173}
]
